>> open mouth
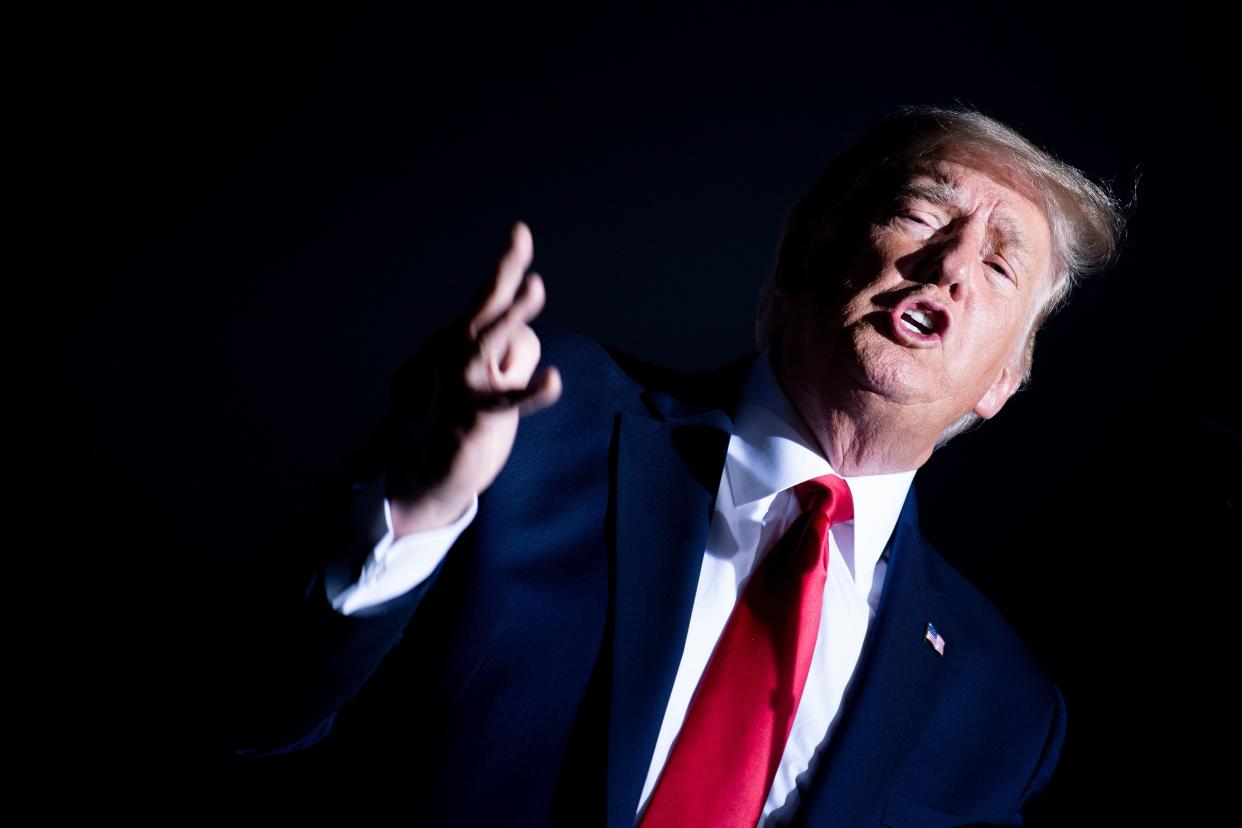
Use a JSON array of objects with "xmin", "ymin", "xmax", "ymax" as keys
[{"xmin": 888, "ymin": 296, "xmax": 951, "ymax": 345}]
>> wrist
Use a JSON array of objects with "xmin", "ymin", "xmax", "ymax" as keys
[{"xmin": 389, "ymin": 487, "xmax": 475, "ymax": 537}]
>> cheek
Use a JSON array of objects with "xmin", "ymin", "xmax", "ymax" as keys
[
  {"xmin": 841, "ymin": 237, "xmax": 892, "ymax": 289},
  {"xmin": 833, "ymin": 249, "xmax": 895, "ymax": 318},
  {"xmin": 966, "ymin": 301, "xmax": 1026, "ymax": 369}
]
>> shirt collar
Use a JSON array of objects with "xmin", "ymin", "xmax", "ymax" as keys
[{"xmin": 724, "ymin": 346, "xmax": 917, "ymax": 566}]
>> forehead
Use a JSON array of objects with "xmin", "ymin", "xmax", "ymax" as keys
[{"xmin": 889, "ymin": 158, "xmax": 1052, "ymax": 278}]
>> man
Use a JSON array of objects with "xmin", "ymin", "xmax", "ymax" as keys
[{"xmin": 206, "ymin": 104, "xmax": 1125, "ymax": 826}]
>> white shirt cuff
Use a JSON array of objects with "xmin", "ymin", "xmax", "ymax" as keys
[{"xmin": 330, "ymin": 492, "xmax": 479, "ymax": 616}]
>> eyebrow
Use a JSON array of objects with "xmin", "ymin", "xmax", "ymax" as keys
[{"xmin": 892, "ymin": 174, "xmax": 1037, "ymax": 276}]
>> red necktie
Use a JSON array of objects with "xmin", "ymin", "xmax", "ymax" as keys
[{"xmin": 638, "ymin": 473, "xmax": 854, "ymax": 828}]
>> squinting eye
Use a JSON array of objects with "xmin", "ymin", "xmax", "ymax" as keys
[
  {"xmin": 899, "ymin": 212, "xmax": 931, "ymax": 227},
  {"xmin": 989, "ymin": 261, "xmax": 1010, "ymax": 277}
]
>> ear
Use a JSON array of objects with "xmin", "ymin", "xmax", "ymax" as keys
[{"xmin": 972, "ymin": 360, "xmax": 1023, "ymax": 420}]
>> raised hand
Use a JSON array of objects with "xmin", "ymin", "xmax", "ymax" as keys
[{"xmin": 387, "ymin": 221, "xmax": 562, "ymax": 536}]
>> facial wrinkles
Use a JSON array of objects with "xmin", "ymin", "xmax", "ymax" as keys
[
  {"xmin": 893, "ymin": 168, "xmax": 1037, "ymax": 285},
  {"xmin": 943, "ymin": 186, "xmax": 1049, "ymax": 394},
  {"xmin": 866, "ymin": 175, "xmax": 1038, "ymax": 394},
  {"xmin": 938, "ymin": 204, "xmax": 1021, "ymax": 361},
  {"xmin": 802, "ymin": 161, "xmax": 1050, "ymax": 405}
]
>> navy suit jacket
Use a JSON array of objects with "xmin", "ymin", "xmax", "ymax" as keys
[{"xmin": 213, "ymin": 320, "xmax": 1067, "ymax": 827}]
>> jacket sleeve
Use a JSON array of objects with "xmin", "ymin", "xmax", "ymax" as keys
[
  {"xmin": 193, "ymin": 319, "xmax": 470, "ymax": 758},
  {"xmin": 329, "ymin": 490, "xmax": 478, "ymax": 617},
  {"xmin": 1016, "ymin": 681, "xmax": 1069, "ymax": 821}
]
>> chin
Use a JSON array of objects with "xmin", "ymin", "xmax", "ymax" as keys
[{"xmin": 845, "ymin": 329, "xmax": 940, "ymax": 405}]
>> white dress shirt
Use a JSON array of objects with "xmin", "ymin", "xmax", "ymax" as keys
[{"xmin": 330, "ymin": 346, "xmax": 916, "ymax": 827}]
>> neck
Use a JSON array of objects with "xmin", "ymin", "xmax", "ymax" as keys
[{"xmin": 770, "ymin": 335, "xmax": 942, "ymax": 477}]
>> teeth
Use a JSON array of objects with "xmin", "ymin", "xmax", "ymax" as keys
[{"xmin": 900, "ymin": 309, "xmax": 935, "ymax": 335}]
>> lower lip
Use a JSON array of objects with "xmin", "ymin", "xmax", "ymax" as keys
[{"xmin": 888, "ymin": 308, "xmax": 941, "ymax": 347}]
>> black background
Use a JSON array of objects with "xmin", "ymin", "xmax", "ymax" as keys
[{"xmin": 17, "ymin": 2, "xmax": 1237, "ymax": 821}]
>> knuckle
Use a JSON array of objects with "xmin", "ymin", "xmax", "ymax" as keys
[
  {"xmin": 460, "ymin": 360, "xmax": 479, "ymax": 388},
  {"xmin": 477, "ymin": 322, "xmax": 505, "ymax": 355},
  {"xmin": 512, "ymin": 326, "xmax": 538, "ymax": 362}
]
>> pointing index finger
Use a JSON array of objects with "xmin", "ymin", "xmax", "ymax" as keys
[{"xmin": 470, "ymin": 221, "xmax": 533, "ymax": 339}]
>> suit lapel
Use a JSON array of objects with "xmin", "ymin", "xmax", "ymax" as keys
[{"xmin": 604, "ymin": 353, "xmax": 755, "ymax": 828}]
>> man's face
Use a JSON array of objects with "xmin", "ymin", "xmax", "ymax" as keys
[{"xmin": 778, "ymin": 157, "xmax": 1053, "ymax": 430}]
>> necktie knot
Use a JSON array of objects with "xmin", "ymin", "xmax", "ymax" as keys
[{"xmin": 793, "ymin": 473, "xmax": 854, "ymax": 525}]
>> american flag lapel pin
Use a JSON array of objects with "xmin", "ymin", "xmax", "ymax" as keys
[{"xmin": 924, "ymin": 621, "xmax": 946, "ymax": 656}]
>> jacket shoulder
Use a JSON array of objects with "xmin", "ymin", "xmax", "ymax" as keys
[{"xmin": 530, "ymin": 320, "xmax": 710, "ymax": 419}]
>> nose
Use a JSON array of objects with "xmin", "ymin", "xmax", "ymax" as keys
[{"xmin": 915, "ymin": 215, "xmax": 988, "ymax": 302}]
